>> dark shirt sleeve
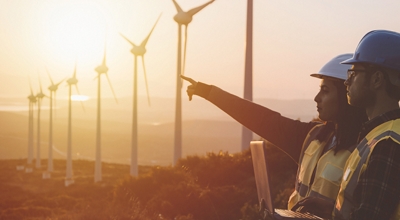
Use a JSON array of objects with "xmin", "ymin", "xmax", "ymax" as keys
[
  {"xmin": 194, "ymin": 82, "xmax": 318, "ymax": 160},
  {"xmin": 351, "ymin": 139, "xmax": 400, "ymax": 220}
]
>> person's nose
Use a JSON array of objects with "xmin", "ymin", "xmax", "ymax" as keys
[
  {"xmin": 314, "ymin": 92, "xmax": 321, "ymax": 103},
  {"xmin": 344, "ymin": 78, "xmax": 350, "ymax": 86}
]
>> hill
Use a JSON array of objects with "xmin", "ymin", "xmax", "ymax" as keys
[{"xmin": 0, "ymin": 96, "xmax": 316, "ymax": 165}]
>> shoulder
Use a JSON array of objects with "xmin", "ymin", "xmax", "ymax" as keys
[
  {"xmin": 307, "ymin": 122, "xmax": 328, "ymax": 136},
  {"xmin": 371, "ymin": 139, "xmax": 400, "ymax": 160}
]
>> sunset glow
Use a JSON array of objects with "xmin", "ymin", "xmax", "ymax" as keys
[
  {"xmin": 71, "ymin": 95, "xmax": 89, "ymax": 101},
  {"xmin": 42, "ymin": 2, "xmax": 108, "ymax": 64}
]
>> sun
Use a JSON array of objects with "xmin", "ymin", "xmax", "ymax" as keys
[
  {"xmin": 42, "ymin": 2, "xmax": 108, "ymax": 64},
  {"xmin": 71, "ymin": 95, "xmax": 90, "ymax": 102}
]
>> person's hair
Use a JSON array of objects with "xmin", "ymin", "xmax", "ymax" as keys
[
  {"xmin": 364, "ymin": 64, "xmax": 400, "ymax": 101},
  {"xmin": 316, "ymin": 79, "xmax": 368, "ymax": 154}
]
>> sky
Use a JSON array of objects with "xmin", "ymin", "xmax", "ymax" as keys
[{"xmin": 1, "ymin": 0, "xmax": 400, "ymax": 102}]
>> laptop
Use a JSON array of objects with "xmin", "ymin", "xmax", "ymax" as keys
[{"xmin": 250, "ymin": 141, "xmax": 324, "ymax": 220}]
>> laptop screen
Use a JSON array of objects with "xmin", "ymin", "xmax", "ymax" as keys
[{"xmin": 250, "ymin": 141, "xmax": 275, "ymax": 215}]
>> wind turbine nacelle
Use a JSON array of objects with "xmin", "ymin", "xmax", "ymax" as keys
[
  {"xmin": 131, "ymin": 47, "xmax": 146, "ymax": 56},
  {"xmin": 48, "ymin": 85, "xmax": 58, "ymax": 91},
  {"xmin": 67, "ymin": 78, "xmax": 78, "ymax": 85},
  {"xmin": 28, "ymin": 95, "xmax": 37, "ymax": 102},
  {"xmin": 36, "ymin": 93, "xmax": 45, "ymax": 99},
  {"xmin": 174, "ymin": 13, "xmax": 192, "ymax": 25},
  {"xmin": 95, "ymin": 66, "xmax": 108, "ymax": 74}
]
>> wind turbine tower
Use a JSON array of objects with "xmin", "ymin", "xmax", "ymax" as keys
[
  {"xmin": 35, "ymin": 77, "xmax": 47, "ymax": 169},
  {"xmin": 26, "ymin": 81, "xmax": 36, "ymax": 173},
  {"xmin": 94, "ymin": 41, "xmax": 118, "ymax": 183},
  {"xmin": 171, "ymin": 0, "xmax": 215, "ymax": 165},
  {"xmin": 242, "ymin": 0, "xmax": 254, "ymax": 150},
  {"xmin": 120, "ymin": 14, "xmax": 161, "ymax": 176},
  {"xmin": 45, "ymin": 69, "xmax": 65, "ymax": 175},
  {"xmin": 65, "ymin": 64, "xmax": 80, "ymax": 186}
]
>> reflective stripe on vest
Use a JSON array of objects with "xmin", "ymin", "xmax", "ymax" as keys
[
  {"xmin": 288, "ymin": 124, "xmax": 353, "ymax": 210},
  {"xmin": 334, "ymin": 119, "xmax": 400, "ymax": 220}
]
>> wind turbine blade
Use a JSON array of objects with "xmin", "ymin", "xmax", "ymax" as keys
[
  {"xmin": 105, "ymin": 74, "xmax": 118, "ymax": 104},
  {"xmin": 172, "ymin": 0, "xmax": 183, "ymax": 13},
  {"xmin": 80, "ymin": 101, "xmax": 86, "ymax": 113},
  {"xmin": 182, "ymin": 25, "xmax": 188, "ymax": 77},
  {"xmin": 55, "ymin": 77, "xmax": 67, "ymax": 87},
  {"xmin": 120, "ymin": 33, "xmax": 137, "ymax": 47},
  {"xmin": 45, "ymin": 67, "xmax": 54, "ymax": 85},
  {"xmin": 73, "ymin": 61, "xmax": 77, "ymax": 78},
  {"xmin": 180, "ymin": 26, "xmax": 188, "ymax": 89},
  {"xmin": 29, "ymin": 77, "xmax": 34, "ymax": 95},
  {"xmin": 38, "ymin": 76, "xmax": 43, "ymax": 93},
  {"xmin": 140, "ymin": 13, "xmax": 162, "ymax": 48},
  {"xmin": 187, "ymin": 0, "xmax": 215, "ymax": 17},
  {"xmin": 103, "ymin": 37, "xmax": 107, "ymax": 65},
  {"xmin": 141, "ymin": 57, "xmax": 151, "ymax": 106},
  {"xmin": 74, "ymin": 84, "xmax": 81, "ymax": 95},
  {"xmin": 54, "ymin": 91, "xmax": 57, "ymax": 118}
]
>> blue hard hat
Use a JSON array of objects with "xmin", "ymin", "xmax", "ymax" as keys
[
  {"xmin": 341, "ymin": 30, "xmax": 400, "ymax": 72},
  {"xmin": 310, "ymin": 53, "xmax": 353, "ymax": 81}
]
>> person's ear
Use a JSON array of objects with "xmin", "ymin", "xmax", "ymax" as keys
[{"xmin": 370, "ymin": 70, "xmax": 386, "ymax": 89}]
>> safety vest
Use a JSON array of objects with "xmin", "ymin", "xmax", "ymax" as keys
[
  {"xmin": 334, "ymin": 119, "xmax": 400, "ymax": 220},
  {"xmin": 288, "ymin": 124, "xmax": 354, "ymax": 210}
]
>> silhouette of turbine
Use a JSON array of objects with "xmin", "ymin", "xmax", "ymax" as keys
[
  {"xmin": 171, "ymin": 0, "xmax": 215, "ymax": 165},
  {"xmin": 172, "ymin": 0, "xmax": 214, "ymax": 78},
  {"xmin": 241, "ymin": 0, "xmax": 254, "ymax": 150},
  {"xmin": 26, "ymin": 79, "xmax": 36, "ymax": 172},
  {"xmin": 94, "ymin": 40, "xmax": 118, "ymax": 183},
  {"xmin": 65, "ymin": 63, "xmax": 81, "ymax": 186},
  {"xmin": 46, "ymin": 68, "xmax": 65, "ymax": 174},
  {"xmin": 120, "ymin": 14, "xmax": 161, "ymax": 176},
  {"xmin": 35, "ymin": 76, "xmax": 47, "ymax": 169}
]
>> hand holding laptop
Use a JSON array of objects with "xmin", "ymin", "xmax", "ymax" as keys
[{"xmin": 291, "ymin": 197, "xmax": 334, "ymax": 219}]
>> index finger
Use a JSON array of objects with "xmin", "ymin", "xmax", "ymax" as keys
[{"xmin": 180, "ymin": 75, "xmax": 197, "ymax": 85}]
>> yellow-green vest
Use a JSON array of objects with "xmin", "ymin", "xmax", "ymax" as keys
[
  {"xmin": 334, "ymin": 119, "xmax": 400, "ymax": 220},
  {"xmin": 288, "ymin": 124, "xmax": 354, "ymax": 210}
]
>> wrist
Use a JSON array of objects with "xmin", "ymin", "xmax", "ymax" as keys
[{"xmin": 194, "ymin": 82, "xmax": 212, "ymax": 98}]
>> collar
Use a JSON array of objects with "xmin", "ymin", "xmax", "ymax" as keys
[{"xmin": 358, "ymin": 108, "xmax": 400, "ymax": 142}]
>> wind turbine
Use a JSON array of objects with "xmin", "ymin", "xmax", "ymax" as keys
[
  {"xmin": 35, "ymin": 76, "xmax": 47, "ymax": 169},
  {"xmin": 93, "ymin": 40, "xmax": 118, "ymax": 183},
  {"xmin": 65, "ymin": 63, "xmax": 80, "ymax": 186},
  {"xmin": 26, "ymin": 80, "xmax": 36, "ymax": 173},
  {"xmin": 120, "ymin": 14, "xmax": 161, "ymax": 176},
  {"xmin": 171, "ymin": 0, "xmax": 215, "ymax": 165},
  {"xmin": 45, "ymin": 68, "xmax": 65, "ymax": 175},
  {"xmin": 241, "ymin": 0, "xmax": 254, "ymax": 150}
]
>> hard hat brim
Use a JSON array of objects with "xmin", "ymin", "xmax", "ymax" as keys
[
  {"xmin": 310, "ymin": 73, "xmax": 345, "ymax": 81},
  {"xmin": 340, "ymin": 57, "xmax": 357, "ymax": 65}
]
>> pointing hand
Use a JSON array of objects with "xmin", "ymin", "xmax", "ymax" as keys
[{"xmin": 180, "ymin": 75, "xmax": 197, "ymax": 101}]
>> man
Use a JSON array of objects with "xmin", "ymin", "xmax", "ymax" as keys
[{"xmin": 294, "ymin": 30, "xmax": 400, "ymax": 220}]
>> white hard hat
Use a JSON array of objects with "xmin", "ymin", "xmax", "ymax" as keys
[{"xmin": 310, "ymin": 53, "xmax": 353, "ymax": 80}]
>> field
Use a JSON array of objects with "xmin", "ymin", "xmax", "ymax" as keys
[{"xmin": 0, "ymin": 145, "xmax": 297, "ymax": 220}]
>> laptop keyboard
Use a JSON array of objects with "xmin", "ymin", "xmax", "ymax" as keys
[{"xmin": 275, "ymin": 209, "xmax": 323, "ymax": 219}]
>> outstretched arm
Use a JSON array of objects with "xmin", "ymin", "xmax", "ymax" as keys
[{"xmin": 180, "ymin": 75, "xmax": 318, "ymax": 160}]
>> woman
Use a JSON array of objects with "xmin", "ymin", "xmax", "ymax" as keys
[{"xmin": 181, "ymin": 54, "xmax": 368, "ymax": 217}]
